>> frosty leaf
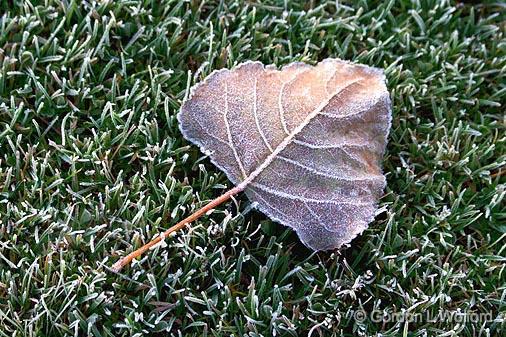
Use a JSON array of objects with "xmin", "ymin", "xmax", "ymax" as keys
[{"xmin": 179, "ymin": 58, "xmax": 391, "ymax": 251}]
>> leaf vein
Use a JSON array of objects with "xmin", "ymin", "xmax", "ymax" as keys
[
  {"xmin": 239, "ymin": 78, "xmax": 365, "ymax": 189},
  {"xmin": 293, "ymin": 139, "xmax": 371, "ymax": 149},
  {"xmin": 224, "ymin": 83, "xmax": 247, "ymax": 178},
  {"xmin": 251, "ymin": 182, "xmax": 370, "ymax": 205},
  {"xmin": 278, "ymin": 81, "xmax": 290, "ymax": 135},
  {"xmin": 277, "ymin": 155, "xmax": 382, "ymax": 182},
  {"xmin": 253, "ymin": 77, "xmax": 274, "ymax": 152}
]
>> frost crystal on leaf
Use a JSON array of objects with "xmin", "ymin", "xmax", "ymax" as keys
[{"xmin": 178, "ymin": 59, "xmax": 392, "ymax": 250}]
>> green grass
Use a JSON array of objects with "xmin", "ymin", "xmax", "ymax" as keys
[{"xmin": 0, "ymin": 0, "xmax": 505, "ymax": 336}]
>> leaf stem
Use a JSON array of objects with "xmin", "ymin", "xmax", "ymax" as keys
[{"xmin": 111, "ymin": 185, "xmax": 244, "ymax": 272}]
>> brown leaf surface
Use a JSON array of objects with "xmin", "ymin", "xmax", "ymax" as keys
[{"xmin": 178, "ymin": 59, "xmax": 391, "ymax": 250}]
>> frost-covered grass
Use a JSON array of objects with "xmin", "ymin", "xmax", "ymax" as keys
[{"xmin": 0, "ymin": 1, "xmax": 505, "ymax": 336}]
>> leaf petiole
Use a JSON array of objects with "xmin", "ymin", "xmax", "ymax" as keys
[{"xmin": 111, "ymin": 185, "xmax": 244, "ymax": 272}]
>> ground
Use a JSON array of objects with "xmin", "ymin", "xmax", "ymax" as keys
[{"xmin": 0, "ymin": 1, "xmax": 505, "ymax": 336}]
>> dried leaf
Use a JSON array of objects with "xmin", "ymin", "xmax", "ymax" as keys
[
  {"xmin": 178, "ymin": 58, "xmax": 391, "ymax": 250},
  {"xmin": 111, "ymin": 59, "xmax": 391, "ymax": 271}
]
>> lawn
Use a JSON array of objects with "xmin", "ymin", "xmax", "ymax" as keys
[{"xmin": 0, "ymin": 0, "xmax": 505, "ymax": 336}]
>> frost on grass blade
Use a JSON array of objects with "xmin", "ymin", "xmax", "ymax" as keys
[{"xmin": 178, "ymin": 58, "xmax": 392, "ymax": 250}]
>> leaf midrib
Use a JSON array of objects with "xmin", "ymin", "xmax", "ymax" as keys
[{"xmin": 235, "ymin": 76, "xmax": 365, "ymax": 191}]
